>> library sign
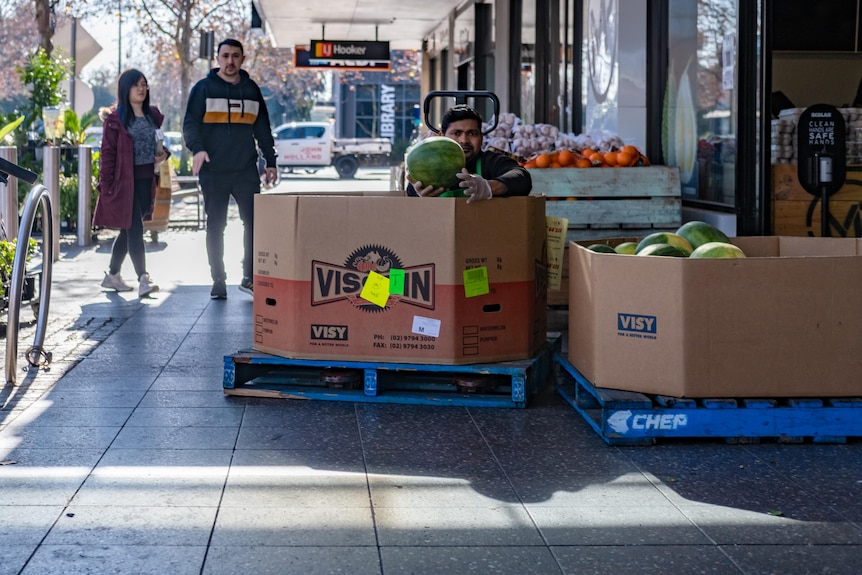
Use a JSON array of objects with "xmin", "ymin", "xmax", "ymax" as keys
[{"xmin": 295, "ymin": 40, "xmax": 390, "ymax": 71}]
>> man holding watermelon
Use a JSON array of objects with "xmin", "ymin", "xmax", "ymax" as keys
[{"xmin": 406, "ymin": 105, "xmax": 532, "ymax": 202}]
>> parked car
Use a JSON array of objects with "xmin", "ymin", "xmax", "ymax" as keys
[
  {"xmin": 272, "ymin": 121, "xmax": 392, "ymax": 178},
  {"xmin": 162, "ymin": 131, "xmax": 184, "ymax": 156},
  {"xmin": 82, "ymin": 127, "xmax": 102, "ymax": 151}
]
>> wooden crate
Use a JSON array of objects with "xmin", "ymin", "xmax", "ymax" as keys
[
  {"xmin": 773, "ymin": 163, "xmax": 862, "ymax": 237},
  {"xmin": 530, "ymin": 166, "xmax": 682, "ymax": 242}
]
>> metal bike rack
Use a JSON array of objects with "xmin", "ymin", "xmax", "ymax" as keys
[{"xmin": 0, "ymin": 157, "xmax": 54, "ymax": 385}]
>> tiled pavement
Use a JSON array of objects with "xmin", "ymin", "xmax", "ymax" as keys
[{"xmin": 0, "ymin": 191, "xmax": 860, "ymax": 574}]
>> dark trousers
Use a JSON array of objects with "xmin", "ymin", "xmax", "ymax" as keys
[
  {"xmin": 199, "ymin": 165, "xmax": 259, "ymax": 282},
  {"xmin": 109, "ymin": 177, "xmax": 152, "ymax": 278}
]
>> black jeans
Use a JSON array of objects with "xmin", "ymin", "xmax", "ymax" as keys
[
  {"xmin": 108, "ymin": 177, "xmax": 152, "ymax": 278},
  {"xmin": 199, "ymin": 165, "xmax": 259, "ymax": 282}
]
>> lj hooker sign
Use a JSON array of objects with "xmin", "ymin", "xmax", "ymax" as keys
[{"xmin": 302, "ymin": 40, "xmax": 390, "ymax": 70}]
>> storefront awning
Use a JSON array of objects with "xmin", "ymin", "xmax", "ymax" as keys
[{"xmin": 253, "ymin": 0, "xmax": 462, "ymax": 51}]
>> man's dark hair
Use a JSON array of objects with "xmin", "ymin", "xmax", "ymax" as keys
[
  {"xmin": 441, "ymin": 104, "xmax": 484, "ymax": 134},
  {"xmin": 218, "ymin": 38, "xmax": 244, "ymax": 54}
]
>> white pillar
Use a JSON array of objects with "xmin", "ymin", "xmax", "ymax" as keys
[
  {"xmin": 77, "ymin": 145, "xmax": 92, "ymax": 246},
  {"xmin": 42, "ymin": 146, "xmax": 61, "ymax": 261},
  {"xmin": 0, "ymin": 146, "xmax": 19, "ymax": 240}
]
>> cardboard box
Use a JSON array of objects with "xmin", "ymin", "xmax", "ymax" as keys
[
  {"xmin": 568, "ymin": 236, "xmax": 862, "ymax": 397},
  {"xmin": 253, "ymin": 195, "xmax": 548, "ymax": 365}
]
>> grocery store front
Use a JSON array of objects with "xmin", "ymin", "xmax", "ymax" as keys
[{"xmin": 256, "ymin": 1, "xmax": 860, "ymax": 237}]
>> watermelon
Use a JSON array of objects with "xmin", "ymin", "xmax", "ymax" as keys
[
  {"xmin": 587, "ymin": 244, "xmax": 617, "ymax": 253},
  {"xmin": 676, "ymin": 221, "xmax": 730, "ymax": 249},
  {"xmin": 637, "ymin": 243, "xmax": 689, "ymax": 257},
  {"xmin": 635, "ymin": 232, "xmax": 693, "ymax": 256},
  {"xmin": 405, "ymin": 136, "xmax": 466, "ymax": 190},
  {"xmin": 690, "ymin": 242, "xmax": 746, "ymax": 259},
  {"xmin": 614, "ymin": 242, "xmax": 638, "ymax": 255}
]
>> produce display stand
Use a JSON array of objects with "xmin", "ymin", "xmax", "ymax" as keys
[
  {"xmin": 530, "ymin": 165, "xmax": 682, "ymax": 241},
  {"xmin": 533, "ymin": 165, "xmax": 682, "ymax": 307},
  {"xmin": 223, "ymin": 334, "xmax": 561, "ymax": 409},
  {"xmin": 554, "ymin": 353, "xmax": 862, "ymax": 446}
]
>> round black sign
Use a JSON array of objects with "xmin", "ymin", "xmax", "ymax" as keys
[{"xmin": 796, "ymin": 104, "xmax": 847, "ymax": 197}]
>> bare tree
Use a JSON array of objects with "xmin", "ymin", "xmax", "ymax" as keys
[
  {"xmin": 134, "ymin": 0, "xmax": 243, "ymax": 124},
  {"xmin": 34, "ymin": 0, "xmax": 60, "ymax": 55},
  {"xmin": 0, "ymin": 0, "xmax": 39, "ymax": 104}
]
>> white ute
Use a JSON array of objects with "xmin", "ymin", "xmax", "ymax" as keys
[{"xmin": 273, "ymin": 121, "xmax": 392, "ymax": 179}]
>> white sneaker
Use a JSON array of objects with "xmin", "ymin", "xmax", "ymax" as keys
[
  {"xmin": 101, "ymin": 272, "xmax": 133, "ymax": 292},
  {"xmin": 138, "ymin": 273, "xmax": 160, "ymax": 297}
]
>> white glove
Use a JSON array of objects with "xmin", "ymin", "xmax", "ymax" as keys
[{"xmin": 457, "ymin": 169, "xmax": 493, "ymax": 203}]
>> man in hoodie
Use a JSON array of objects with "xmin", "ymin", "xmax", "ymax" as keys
[{"xmin": 183, "ymin": 38, "xmax": 278, "ymax": 300}]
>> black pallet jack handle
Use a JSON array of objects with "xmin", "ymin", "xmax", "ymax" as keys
[{"xmin": 422, "ymin": 90, "xmax": 500, "ymax": 135}]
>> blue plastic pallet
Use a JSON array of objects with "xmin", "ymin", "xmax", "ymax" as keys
[
  {"xmin": 554, "ymin": 353, "xmax": 862, "ymax": 445},
  {"xmin": 223, "ymin": 336, "xmax": 560, "ymax": 408}
]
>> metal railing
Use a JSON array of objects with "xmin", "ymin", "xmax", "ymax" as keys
[{"xmin": 0, "ymin": 156, "xmax": 54, "ymax": 385}]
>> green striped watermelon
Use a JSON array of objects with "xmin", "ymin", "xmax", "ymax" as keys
[{"xmin": 405, "ymin": 136, "xmax": 466, "ymax": 190}]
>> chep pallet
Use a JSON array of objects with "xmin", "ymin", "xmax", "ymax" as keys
[
  {"xmin": 554, "ymin": 353, "xmax": 862, "ymax": 445},
  {"xmin": 223, "ymin": 336, "xmax": 560, "ymax": 408}
]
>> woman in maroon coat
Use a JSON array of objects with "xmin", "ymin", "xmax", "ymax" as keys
[{"xmin": 93, "ymin": 69, "xmax": 169, "ymax": 297}]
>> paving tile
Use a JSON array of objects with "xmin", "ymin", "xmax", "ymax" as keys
[
  {"xmin": 552, "ymin": 545, "xmax": 742, "ymax": 574},
  {"xmin": 137, "ymin": 390, "xmax": 231, "ymax": 408},
  {"xmin": 365, "ymin": 446, "xmax": 521, "ymax": 506},
  {"xmin": 380, "ymin": 546, "xmax": 559, "ymax": 574},
  {"xmin": 124, "ymin": 406, "xmax": 244, "ymax": 427},
  {"xmin": 48, "ymin": 375, "xmax": 157, "ymax": 391},
  {"xmin": 33, "ymin": 389, "xmax": 146, "ymax": 408},
  {"xmin": 235, "ymin": 422, "xmax": 361, "ymax": 451},
  {"xmin": 203, "ymin": 545, "xmax": 381, "ymax": 575},
  {"xmin": 0, "ymin": 506, "xmax": 64, "ymax": 544},
  {"xmin": 229, "ymin": 447, "xmax": 366, "ymax": 473},
  {"xmin": 0, "ymin": 448, "xmax": 101, "ymax": 505},
  {"xmin": 159, "ymin": 364, "xmax": 225, "ymax": 380},
  {"xmin": 21, "ymin": 544, "xmax": 206, "ymax": 575},
  {"xmin": 211, "ymin": 506, "xmax": 376, "ymax": 546},
  {"xmin": 84, "ymin": 334, "xmax": 187, "ymax": 355},
  {"xmin": 721, "ymin": 544, "xmax": 862, "ymax": 575},
  {"xmin": 63, "ymin": 360, "xmax": 164, "ymax": 377},
  {"xmin": 742, "ymin": 443, "xmax": 862, "ymax": 508},
  {"xmin": 44, "ymin": 505, "xmax": 217, "ymax": 546},
  {"xmin": 240, "ymin": 402, "xmax": 358, "ymax": 427},
  {"xmin": 0, "ymin": 546, "xmax": 37, "ymax": 575},
  {"xmin": 9, "ymin": 406, "xmax": 134, "ymax": 427},
  {"xmin": 0, "ymin": 425, "xmax": 119, "ymax": 450},
  {"xmin": 221, "ymin": 472, "xmax": 371, "ymax": 509},
  {"xmin": 356, "ymin": 404, "xmax": 487, "ymax": 452},
  {"xmin": 512, "ymin": 472, "xmax": 670, "ymax": 507},
  {"xmin": 680, "ymin": 502, "xmax": 862, "ymax": 545},
  {"xmin": 70, "ymin": 448, "xmax": 232, "ymax": 507},
  {"xmin": 529, "ymin": 505, "xmax": 710, "ymax": 545},
  {"xmin": 653, "ymin": 473, "xmax": 829, "ymax": 512},
  {"xmin": 492, "ymin": 442, "xmax": 640, "ymax": 478},
  {"xmin": 111, "ymin": 425, "xmax": 239, "ymax": 450},
  {"xmin": 149, "ymin": 375, "xmax": 224, "ymax": 392},
  {"xmin": 374, "ymin": 506, "xmax": 544, "ymax": 546}
]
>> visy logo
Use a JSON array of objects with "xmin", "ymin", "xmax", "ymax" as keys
[
  {"xmin": 311, "ymin": 325, "xmax": 348, "ymax": 340},
  {"xmin": 617, "ymin": 313, "xmax": 657, "ymax": 334}
]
